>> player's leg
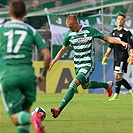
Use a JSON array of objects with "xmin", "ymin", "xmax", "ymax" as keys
[
  {"xmin": 11, "ymin": 110, "xmax": 31, "ymax": 133},
  {"xmin": 51, "ymin": 78, "xmax": 79, "ymax": 118},
  {"xmin": 51, "ymin": 66, "xmax": 113, "ymax": 118},
  {"xmin": 58, "ymin": 79, "xmax": 79, "ymax": 110},
  {"xmin": 82, "ymin": 80, "xmax": 113, "ymax": 97},
  {"xmin": 121, "ymin": 61, "xmax": 132, "ymax": 93},
  {"xmin": 113, "ymin": 76, "xmax": 132, "ymax": 97},
  {"xmin": 20, "ymin": 73, "xmax": 45, "ymax": 133},
  {"xmin": 109, "ymin": 61, "xmax": 122, "ymax": 101},
  {"xmin": 79, "ymin": 67, "xmax": 113, "ymax": 97},
  {"xmin": 1, "ymin": 73, "xmax": 45, "ymax": 133},
  {"xmin": 109, "ymin": 61, "xmax": 132, "ymax": 101},
  {"xmin": 121, "ymin": 78, "xmax": 132, "ymax": 93},
  {"xmin": 51, "ymin": 67, "xmax": 93, "ymax": 118},
  {"xmin": 82, "ymin": 80, "xmax": 111, "ymax": 89},
  {"xmin": 16, "ymin": 105, "xmax": 44, "ymax": 133},
  {"xmin": 51, "ymin": 67, "xmax": 92, "ymax": 118},
  {"xmin": 109, "ymin": 72, "xmax": 122, "ymax": 101},
  {"xmin": 11, "ymin": 107, "xmax": 45, "ymax": 133},
  {"xmin": 1, "ymin": 76, "xmax": 31, "ymax": 133}
]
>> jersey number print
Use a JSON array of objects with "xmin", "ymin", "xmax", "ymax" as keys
[{"xmin": 4, "ymin": 30, "xmax": 27, "ymax": 53}]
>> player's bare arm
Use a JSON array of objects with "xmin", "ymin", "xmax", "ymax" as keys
[
  {"xmin": 105, "ymin": 47, "xmax": 112, "ymax": 55},
  {"xmin": 41, "ymin": 48, "xmax": 51, "ymax": 72},
  {"xmin": 48, "ymin": 46, "xmax": 68, "ymax": 71},
  {"xmin": 103, "ymin": 35, "xmax": 131, "ymax": 49},
  {"xmin": 38, "ymin": 48, "xmax": 51, "ymax": 91}
]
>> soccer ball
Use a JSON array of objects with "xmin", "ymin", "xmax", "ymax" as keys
[{"xmin": 31, "ymin": 107, "xmax": 46, "ymax": 121}]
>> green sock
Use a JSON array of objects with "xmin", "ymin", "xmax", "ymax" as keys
[
  {"xmin": 59, "ymin": 82, "xmax": 77, "ymax": 111},
  {"xmin": 17, "ymin": 111, "xmax": 31, "ymax": 125},
  {"xmin": 17, "ymin": 125, "xmax": 30, "ymax": 133},
  {"xmin": 87, "ymin": 80, "xmax": 108, "ymax": 89}
]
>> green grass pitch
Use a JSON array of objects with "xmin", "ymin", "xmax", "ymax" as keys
[{"xmin": 0, "ymin": 92, "xmax": 132, "ymax": 133}]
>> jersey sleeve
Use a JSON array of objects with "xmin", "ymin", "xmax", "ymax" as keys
[
  {"xmin": 90, "ymin": 27, "xmax": 104, "ymax": 39},
  {"xmin": 108, "ymin": 43, "xmax": 114, "ymax": 49},
  {"xmin": 63, "ymin": 30, "xmax": 71, "ymax": 47},
  {"xmin": 34, "ymin": 31, "xmax": 48, "ymax": 51},
  {"xmin": 127, "ymin": 31, "xmax": 133, "ymax": 49},
  {"xmin": 131, "ymin": 36, "xmax": 133, "ymax": 49},
  {"xmin": 108, "ymin": 30, "xmax": 114, "ymax": 49}
]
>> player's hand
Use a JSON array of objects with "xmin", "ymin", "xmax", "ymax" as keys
[
  {"xmin": 102, "ymin": 53, "xmax": 109, "ymax": 65},
  {"xmin": 37, "ymin": 75, "xmax": 46, "ymax": 92},
  {"xmin": 121, "ymin": 42, "xmax": 131, "ymax": 50},
  {"xmin": 127, "ymin": 53, "xmax": 133, "ymax": 65}
]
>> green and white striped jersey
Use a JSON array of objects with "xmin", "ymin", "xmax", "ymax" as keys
[
  {"xmin": 63, "ymin": 25, "xmax": 104, "ymax": 69},
  {"xmin": 0, "ymin": 20, "xmax": 48, "ymax": 77}
]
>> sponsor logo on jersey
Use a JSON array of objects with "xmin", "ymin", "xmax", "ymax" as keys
[
  {"xmin": 79, "ymin": 68, "xmax": 87, "ymax": 74},
  {"xmin": 78, "ymin": 37, "xmax": 87, "ymax": 42},
  {"xmin": 78, "ymin": 36, "xmax": 92, "ymax": 43}
]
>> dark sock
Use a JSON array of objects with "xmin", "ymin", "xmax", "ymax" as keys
[
  {"xmin": 115, "ymin": 79, "xmax": 122, "ymax": 94},
  {"xmin": 58, "ymin": 82, "xmax": 77, "ymax": 111},
  {"xmin": 121, "ymin": 78, "xmax": 132, "ymax": 90}
]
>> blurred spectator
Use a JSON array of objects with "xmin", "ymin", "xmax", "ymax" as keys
[
  {"xmin": 103, "ymin": 7, "xmax": 110, "ymax": 14},
  {"xmin": 55, "ymin": 0, "xmax": 61, "ymax": 7},
  {"xmin": 40, "ymin": 22, "xmax": 51, "ymax": 52},
  {"xmin": 37, "ymin": 22, "xmax": 51, "ymax": 61}
]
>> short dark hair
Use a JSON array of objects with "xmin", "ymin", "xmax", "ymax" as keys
[
  {"xmin": 117, "ymin": 13, "xmax": 126, "ymax": 18},
  {"xmin": 10, "ymin": 0, "xmax": 26, "ymax": 18}
]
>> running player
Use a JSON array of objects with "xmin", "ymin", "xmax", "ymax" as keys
[{"xmin": 0, "ymin": 1, "xmax": 51, "ymax": 133}]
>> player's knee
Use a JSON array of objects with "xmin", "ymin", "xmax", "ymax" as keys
[
  {"xmin": 10, "ymin": 114, "xmax": 19, "ymax": 126},
  {"xmin": 69, "ymin": 81, "xmax": 78, "ymax": 90},
  {"xmin": 114, "ymin": 73, "xmax": 122, "ymax": 80},
  {"xmin": 82, "ymin": 82, "xmax": 90, "ymax": 89},
  {"xmin": 72, "ymin": 78, "xmax": 80, "ymax": 86}
]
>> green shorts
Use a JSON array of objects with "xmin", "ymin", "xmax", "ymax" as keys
[
  {"xmin": 1, "ymin": 70, "xmax": 37, "ymax": 116},
  {"xmin": 75, "ymin": 66, "xmax": 95, "ymax": 85}
]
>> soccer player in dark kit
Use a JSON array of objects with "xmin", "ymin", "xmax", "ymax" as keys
[{"xmin": 102, "ymin": 13, "xmax": 133, "ymax": 101}]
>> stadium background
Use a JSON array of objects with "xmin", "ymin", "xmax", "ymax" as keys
[{"xmin": 0, "ymin": 0, "xmax": 133, "ymax": 94}]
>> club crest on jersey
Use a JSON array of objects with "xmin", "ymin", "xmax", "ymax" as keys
[
  {"xmin": 113, "ymin": 33, "xmax": 115, "ymax": 36},
  {"xmin": 119, "ymin": 34, "xmax": 123, "ymax": 37},
  {"xmin": 83, "ymin": 34, "xmax": 87, "ymax": 37}
]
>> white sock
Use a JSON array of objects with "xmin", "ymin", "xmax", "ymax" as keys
[
  {"xmin": 114, "ymin": 93, "xmax": 119, "ymax": 97},
  {"xmin": 129, "ymin": 89, "xmax": 132, "ymax": 94}
]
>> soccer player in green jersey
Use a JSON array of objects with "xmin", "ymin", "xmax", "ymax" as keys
[
  {"xmin": 0, "ymin": 1, "xmax": 51, "ymax": 133},
  {"xmin": 49, "ymin": 14, "xmax": 130, "ymax": 118}
]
